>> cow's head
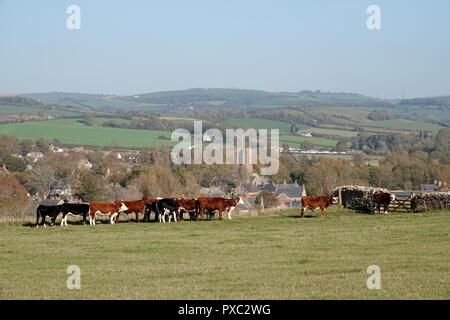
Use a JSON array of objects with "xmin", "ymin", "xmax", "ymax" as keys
[
  {"xmin": 390, "ymin": 193, "xmax": 396, "ymax": 202},
  {"xmin": 114, "ymin": 199, "xmax": 128, "ymax": 212},
  {"xmin": 331, "ymin": 196, "xmax": 338, "ymax": 204}
]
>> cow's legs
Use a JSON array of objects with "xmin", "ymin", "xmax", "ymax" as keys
[
  {"xmin": 36, "ymin": 213, "xmax": 40, "ymax": 228},
  {"xmin": 198, "ymin": 208, "xmax": 204, "ymax": 221},
  {"xmin": 227, "ymin": 207, "xmax": 235, "ymax": 220},
  {"xmin": 110, "ymin": 212, "xmax": 119, "ymax": 224},
  {"xmin": 135, "ymin": 211, "xmax": 140, "ymax": 223},
  {"xmin": 41, "ymin": 214, "xmax": 47, "ymax": 228},
  {"xmin": 384, "ymin": 205, "xmax": 388, "ymax": 215},
  {"xmin": 61, "ymin": 214, "xmax": 65, "ymax": 227},
  {"xmin": 172, "ymin": 211, "xmax": 177, "ymax": 222},
  {"xmin": 89, "ymin": 212, "xmax": 96, "ymax": 225},
  {"xmin": 300, "ymin": 207, "xmax": 305, "ymax": 218},
  {"xmin": 320, "ymin": 208, "xmax": 325, "ymax": 220}
]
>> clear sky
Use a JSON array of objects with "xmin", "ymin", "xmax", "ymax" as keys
[{"xmin": 0, "ymin": 0, "xmax": 449, "ymax": 98}]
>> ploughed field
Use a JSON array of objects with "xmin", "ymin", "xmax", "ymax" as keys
[{"xmin": 0, "ymin": 208, "xmax": 448, "ymax": 299}]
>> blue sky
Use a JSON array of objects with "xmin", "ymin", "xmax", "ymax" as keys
[{"xmin": 0, "ymin": 0, "xmax": 449, "ymax": 98}]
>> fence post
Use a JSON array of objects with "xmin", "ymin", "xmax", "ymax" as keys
[{"xmin": 338, "ymin": 187, "xmax": 342, "ymax": 207}]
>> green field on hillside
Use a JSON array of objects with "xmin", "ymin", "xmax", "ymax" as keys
[
  {"xmin": 279, "ymin": 134, "xmax": 339, "ymax": 147},
  {"xmin": 368, "ymin": 119, "xmax": 443, "ymax": 132},
  {"xmin": 226, "ymin": 118, "xmax": 311, "ymax": 132},
  {"xmin": 0, "ymin": 209, "xmax": 448, "ymax": 299},
  {"xmin": 0, "ymin": 105, "xmax": 80, "ymax": 117},
  {"xmin": 0, "ymin": 119, "xmax": 172, "ymax": 148},
  {"xmin": 298, "ymin": 127, "xmax": 359, "ymax": 137}
]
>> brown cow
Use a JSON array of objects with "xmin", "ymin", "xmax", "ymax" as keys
[
  {"xmin": 197, "ymin": 197, "xmax": 244, "ymax": 220},
  {"xmin": 116, "ymin": 197, "xmax": 154, "ymax": 223},
  {"xmin": 300, "ymin": 196, "xmax": 338, "ymax": 219},
  {"xmin": 373, "ymin": 191, "xmax": 396, "ymax": 215},
  {"xmin": 89, "ymin": 200, "xmax": 128, "ymax": 225},
  {"xmin": 175, "ymin": 198, "xmax": 197, "ymax": 220}
]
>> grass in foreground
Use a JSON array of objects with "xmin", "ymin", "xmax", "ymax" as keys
[{"xmin": 0, "ymin": 209, "xmax": 448, "ymax": 299}]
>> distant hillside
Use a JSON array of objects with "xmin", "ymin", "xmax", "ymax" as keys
[
  {"xmin": 132, "ymin": 88, "xmax": 387, "ymax": 108},
  {"xmin": 22, "ymin": 92, "xmax": 111, "ymax": 106},
  {"xmin": 0, "ymin": 96, "xmax": 42, "ymax": 106},
  {"xmin": 399, "ymin": 96, "xmax": 450, "ymax": 107},
  {"xmin": 20, "ymin": 89, "xmax": 389, "ymax": 111}
]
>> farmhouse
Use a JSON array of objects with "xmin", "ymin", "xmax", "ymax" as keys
[{"xmin": 275, "ymin": 182, "xmax": 305, "ymax": 208}]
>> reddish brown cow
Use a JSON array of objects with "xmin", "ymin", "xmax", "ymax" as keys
[
  {"xmin": 300, "ymin": 196, "xmax": 338, "ymax": 219},
  {"xmin": 89, "ymin": 200, "xmax": 128, "ymax": 225},
  {"xmin": 116, "ymin": 197, "xmax": 154, "ymax": 223},
  {"xmin": 197, "ymin": 197, "xmax": 243, "ymax": 220},
  {"xmin": 175, "ymin": 198, "xmax": 197, "ymax": 220},
  {"xmin": 372, "ymin": 191, "xmax": 396, "ymax": 215}
]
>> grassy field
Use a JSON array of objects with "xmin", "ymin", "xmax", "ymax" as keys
[
  {"xmin": 0, "ymin": 208, "xmax": 448, "ymax": 299},
  {"xmin": 0, "ymin": 118, "xmax": 172, "ymax": 148},
  {"xmin": 279, "ymin": 134, "xmax": 339, "ymax": 147},
  {"xmin": 226, "ymin": 118, "xmax": 311, "ymax": 132},
  {"xmin": 368, "ymin": 119, "xmax": 443, "ymax": 132},
  {"xmin": 298, "ymin": 127, "xmax": 359, "ymax": 137},
  {"xmin": 0, "ymin": 105, "xmax": 80, "ymax": 117}
]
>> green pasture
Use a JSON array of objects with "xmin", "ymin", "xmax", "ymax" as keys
[{"xmin": 0, "ymin": 209, "xmax": 448, "ymax": 299}]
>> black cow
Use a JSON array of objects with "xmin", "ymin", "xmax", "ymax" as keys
[
  {"xmin": 36, "ymin": 200, "xmax": 64, "ymax": 227},
  {"xmin": 143, "ymin": 198, "xmax": 160, "ymax": 222},
  {"xmin": 60, "ymin": 202, "xmax": 90, "ymax": 226}
]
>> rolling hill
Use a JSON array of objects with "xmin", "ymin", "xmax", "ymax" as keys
[{"xmin": 18, "ymin": 89, "xmax": 391, "ymax": 112}]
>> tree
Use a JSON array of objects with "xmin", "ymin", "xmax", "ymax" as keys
[
  {"xmin": 335, "ymin": 141, "xmax": 348, "ymax": 152},
  {"xmin": 19, "ymin": 140, "xmax": 33, "ymax": 156},
  {"xmin": 35, "ymin": 138, "xmax": 50, "ymax": 154},
  {"xmin": 26, "ymin": 165, "xmax": 58, "ymax": 198},
  {"xmin": 289, "ymin": 170, "xmax": 306, "ymax": 184},
  {"xmin": 255, "ymin": 191, "xmax": 278, "ymax": 208},
  {"xmin": 75, "ymin": 171, "xmax": 104, "ymax": 202},
  {"xmin": 290, "ymin": 124, "xmax": 298, "ymax": 134},
  {"xmin": 368, "ymin": 110, "xmax": 392, "ymax": 121},
  {"xmin": 299, "ymin": 141, "xmax": 314, "ymax": 150},
  {"xmin": 83, "ymin": 113, "xmax": 95, "ymax": 126},
  {"xmin": 0, "ymin": 174, "xmax": 29, "ymax": 217}
]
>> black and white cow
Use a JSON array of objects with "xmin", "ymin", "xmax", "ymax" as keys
[
  {"xmin": 60, "ymin": 202, "xmax": 90, "ymax": 226},
  {"xmin": 36, "ymin": 200, "xmax": 64, "ymax": 227},
  {"xmin": 155, "ymin": 198, "xmax": 179, "ymax": 223}
]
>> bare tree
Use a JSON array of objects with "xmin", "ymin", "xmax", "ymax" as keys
[{"xmin": 27, "ymin": 165, "xmax": 58, "ymax": 199}]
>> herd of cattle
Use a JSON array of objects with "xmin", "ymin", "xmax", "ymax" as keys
[
  {"xmin": 35, "ymin": 191, "xmax": 396, "ymax": 227},
  {"xmin": 36, "ymin": 197, "xmax": 245, "ymax": 227}
]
